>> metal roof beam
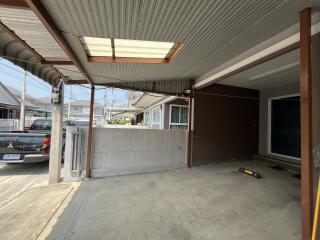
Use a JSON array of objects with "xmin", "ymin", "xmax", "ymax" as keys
[
  {"xmin": 25, "ymin": 0, "xmax": 94, "ymax": 85},
  {"xmin": 41, "ymin": 60, "xmax": 74, "ymax": 65},
  {"xmin": 66, "ymin": 79, "xmax": 88, "ymax": 85},
  {"xmin": 0, "ymin": 0, "xmax": 29, "ymax": 10}
]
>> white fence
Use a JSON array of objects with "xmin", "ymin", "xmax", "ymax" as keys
[
  {"xmin": 0, "ymin": 119, "xmax": 20, "ymax": 131},
  {"xmin": 0, "ymin": 117, "xmax": 39, "ymax": 132}
]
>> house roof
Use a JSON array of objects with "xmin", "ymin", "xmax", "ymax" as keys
[
  {"xmin": 0, "ymin": 81, "xmax": 20, "ymax": 107},
  {"xmin": 36, "ymin": 97, "xmax": 51, "ymax": 104},
  {"xmin": 133, "ymin": 93, "xmax": 165, "ymax": 109},
  {"xmin": 70, "ymin": 100, "xmax": 104, "ymax": 108},
  {"xmin": 5, "ymin": 85, "xmax": 39, "ymax": 109},
  {"xmin": 133, "ymin": 93, "xmax": 181, "ymax": 110}
]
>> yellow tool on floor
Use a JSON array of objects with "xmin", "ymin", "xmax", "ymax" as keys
[
  {"xmin": 238, "ymin": 168, "xmax": 261, "ymax": 178},
  {"xmin": 312, "ymin": 145, "xmax": 320, "ymax": 240}
]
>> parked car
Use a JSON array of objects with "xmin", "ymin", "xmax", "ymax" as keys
[
  {"xmin": 74, "ymin": 120, "xmax": 89, "ymax": 127},
  {"xmin": 0, "ymin": 119, "xmax": 77, "ymax": 163}
]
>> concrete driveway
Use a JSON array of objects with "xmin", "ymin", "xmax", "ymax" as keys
[
  {"xmin": 0, "ymin": 162, "xmax": 76, "ymax": 240},
  {"xmin": 0, "ymin": 162, "xmax": 49, "ymax": 208}
]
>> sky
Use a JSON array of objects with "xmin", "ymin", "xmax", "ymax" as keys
[{"xmin": 0, "ymin": 58, "xmax": 131, "ymax": 107}]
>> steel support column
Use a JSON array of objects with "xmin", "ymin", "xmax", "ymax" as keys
[
  {"xmin": 187, "ymin": 81, "xmax": 193, "ymax": 168},
  {"xmin": 86, "ymin": 86, "xmax": 95, "ymax": 178},
  {"xmin": 300, "ymin": 8, "xmax": 313, "ymax": 240}
]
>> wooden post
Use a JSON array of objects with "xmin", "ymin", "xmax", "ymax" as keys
[
  {"xmin": 187, "ymin": 81, "xmax": 193, "ymax": 168},
  {"xmin": 300, "ymin": 8, "xmax": 313, "ymax": 240},
  {"xmin": 86, "ymin": 86, "xmax": 95, "ymax": 178}
]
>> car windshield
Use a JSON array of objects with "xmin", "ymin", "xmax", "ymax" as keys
[
  {"xmin": 76, "ymin": 121, "xmax": 89, "ymax": 126},
  {"xmin": 30, "ymin": 120, "xmax": 76, "ymax": 130},
  {"xmin": 30, "ymin": 120, "xmax": 52, "ymax": 130}
]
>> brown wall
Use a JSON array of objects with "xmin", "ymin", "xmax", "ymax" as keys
[{"xmin": 192, "ymin": 84, "xmax": 259, "ymax": 165}]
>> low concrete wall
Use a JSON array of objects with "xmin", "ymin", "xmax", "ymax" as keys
[{"xmin": 82, "ymin": 128, "xmax": 187, "ymax": 177}]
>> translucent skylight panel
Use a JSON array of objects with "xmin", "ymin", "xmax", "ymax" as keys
[
  {"xmin": 81, "ymin": 36, "xmax": 111, "ymax": 46},
  {"xmin": 116, "ymin": 52, "xmax": 168, "ymax": 58},
  {"xmin": 83, "ymin": 45, "xmax": 112, "ymax": 51},
  {"xmin": 115, "ymin": 39, "xmax": 175, "ymax": 49},
  {"xmin": 87, "ymin": 50, "xmax": 113, "ymax": 57},
  {"xmin": 81, "ymin": 36, "xmax": 178, "ymax": 59},
  {"xmin": 115, "ymin": 46, "xmax": 170, "ymax": 54}
]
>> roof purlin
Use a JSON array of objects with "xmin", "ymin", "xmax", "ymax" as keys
[{"xmin": 25, "ymin": 0, "xmax": 94, "ymax": 85}]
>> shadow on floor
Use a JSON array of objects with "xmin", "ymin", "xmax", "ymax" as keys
[{"xmin": 0, "ymin": 162, "xmax": 49, "ymax": 177}]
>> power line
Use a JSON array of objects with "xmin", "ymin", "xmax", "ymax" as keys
[
  {"xmin": 2, "ymin": 56, "xmax": 298, "ymax": 102},
  {"xmin": 2, "ymin": 56, "xmax": 128, "ymax": 83},
  {"xmin": 0, "ymin": 60, "xmax": 51, "ymax": 90},
  {"xmin": 0, "ymin": 66, "xmax": 51, "ymax": 94},
  {"xmin": 0, "ymin": 61, "xmax": 52, "ymax": 92}
]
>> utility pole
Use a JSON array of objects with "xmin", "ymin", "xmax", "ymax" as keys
[
  {"xmin": 110, "ymin": 87, "xmax": 114, "ymax": 121},
  {"xmin": 67, "ymin": 85, "xmax": 72, "ymax": 119},
  {"xmin": 103, "ymin": 88, "xmax": 107, "ymax": 120},
  {"xmin": 20, "ymin": 70, "xmax": 26, "ymax": 131}
]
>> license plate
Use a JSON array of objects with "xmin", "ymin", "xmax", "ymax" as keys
[{"xmin": 3, "ymin": 154, "xmax": 20, "ymax": 160}]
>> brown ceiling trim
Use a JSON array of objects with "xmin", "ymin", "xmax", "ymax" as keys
[
  {"xmin": 25, "ymin": 0, "xmax": 93, "ymax": 85},
  {"xmin": 41, "ymin": 60, "xmax": 74, "ymax": 65},
  {"xmin": 66, "ymin": 79, "xmax": 89, "ymax": 85},
  {"xmin": 0, "ymin": 21, "xmax": 43, "ymax": 61},
  {"xmin": 111, "ymin": 38, "xmax": 115, "ymax": 59},
  {"xmin": 88, "ymin": 56, "xmax": 169, "ymax": 64},
  {"xmin": 0, "ymin": 0, "xmax": 29, "ymax": 10},
  {"xmin": 168, "ymin": 42, "xmax": 184, "ymax": 62}
]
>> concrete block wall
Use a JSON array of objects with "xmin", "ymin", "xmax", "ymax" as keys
[{"xmin": 81, "ymin": 128, "xmax": 187, "ymax": 177}]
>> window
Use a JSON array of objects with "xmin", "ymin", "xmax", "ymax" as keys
[
  {"xmin": 268, "ymin": 95, "xmax": 300, "ymax": 159},
  {"xmin": 144, "ymin": 111, "xmax": 150, "ymax": 126},
  {"xmin": 152, "ymin": 106, "xmax": 161, "ymax": 124},
  {"xmin": 80, "ymin": 37, "xmax": 183, "ymax": 64},
  {"xmin": 170, "ymin": 105, "xmax": 188, "ymax": 130},
  {"xmin": 83, "ymin": 107, "xmax": 90, "ymax": 114}
]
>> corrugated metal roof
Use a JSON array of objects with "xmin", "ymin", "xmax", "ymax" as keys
[
  {"xmin": 1, "ymin": 1, "xmax": 320, "ymax": 95},
  {"xmin": 0, "ymin": 28, "xmax": 61, "ymax": 84},
  {"xmin": 0, "ymin": 6, "xmax": 87, "ymax": 85},
  {"xmin": 102, "ymin": 79, "xmax": 190, "ymax": 96},
  {"xmin": 0, "ymin": 7, "xmax": 68, "ymax": 60},
  {"xmin": 53, "ymin": 65, "xmax": 84, "ymax": 80},
  {"xmin": 41, "ymin": 0, "xmax": 320, "ymax": 87}
]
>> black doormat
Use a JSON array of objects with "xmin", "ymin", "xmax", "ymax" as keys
[
  {"xmin": 291, "ymin": 173, "xmax": 301, "ymax": 179},
  {"xmin": 269, "ymin": 165, "xmax": 286, "ymax": 171}
]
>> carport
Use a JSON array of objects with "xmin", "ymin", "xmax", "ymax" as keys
[{"xmin": 0, "ymin": 1, "xmax": 320, "ymax": 239}]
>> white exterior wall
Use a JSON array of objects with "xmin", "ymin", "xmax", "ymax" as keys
[{"xmin": 81, "ymin": 128, "xmax": 186, "ymax": 177}]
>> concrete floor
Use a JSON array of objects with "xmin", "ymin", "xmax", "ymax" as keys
[
  {"xmin": 0, "ymin": 162, "xmax": 48, "ymax": 208},
  {"xmin": 44, "ymin": 161, "xmax": 301, "ymax": 240},
  {"xmin": 0, "ymin": 162, "xmax": 75, "ymax": 240}
]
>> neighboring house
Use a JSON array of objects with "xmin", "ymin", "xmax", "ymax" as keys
[
  {"xmin": 0, "ymin": 82, "xmax": 20, "ymax": 119},
  {"xmin": 0, "ymin": 82, "xmax": 53, "ymax": 119},
  {"xmin": 68, "ymin": 100, "xmax": 104, "ymax": 120},
  {"xmin": 105, "ymin": 107, "xmax": 142, "ymax": 121},
  {"xmin": 133, "ymin": 94, "xmax": 189, "ymax": 130},
  {"xmin": 36, "ymin": 97, "xmax": 52, "ymax": 117},
  {"xmin": 5, "ymin": 85, "xmax": 39, "ymax": 114}
]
